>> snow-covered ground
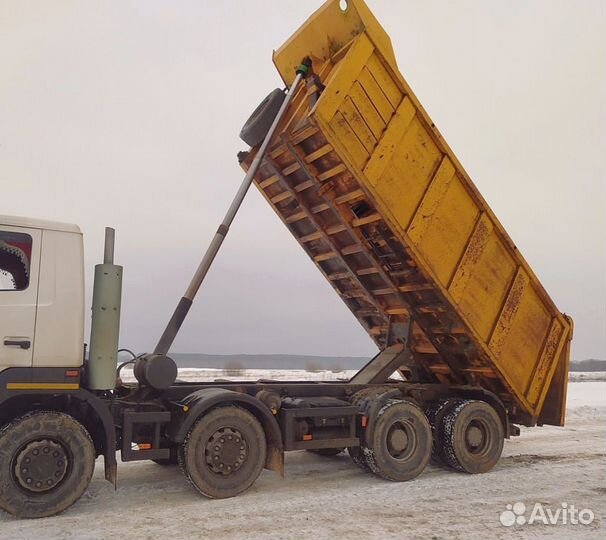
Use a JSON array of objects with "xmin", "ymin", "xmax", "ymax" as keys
[
  {"xmin": 122, "ymin": 367, "xmax": 606, "ymax": 384},
  {"xmin": 0, "ymin": 378, "xmax": 604, "ymax": 540},
  {"xmin": 569, "ymin": 371, "xmax": 606, "ymax": 382}
]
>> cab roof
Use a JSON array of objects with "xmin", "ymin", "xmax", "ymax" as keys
[{"xmin": 0, "ymin": 215, "xmax": 81, "ymax": 234}]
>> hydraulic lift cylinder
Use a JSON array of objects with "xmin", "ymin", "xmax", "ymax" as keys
[{"xmin": 154, "ymin": 69, "xmax": 306, "ymax": 355}]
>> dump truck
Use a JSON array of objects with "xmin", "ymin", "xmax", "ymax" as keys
[{"xmin": 0, "ymin": 0, "xmax": 571, "ymax": 519}]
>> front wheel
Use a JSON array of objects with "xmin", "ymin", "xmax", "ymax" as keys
[
  {"xmin": 179, "ymin": 406, "xmax": 266, "ymax": 499},
  {"xmin": 0, "ymin": 411, "xmax": 96, "ymax": 518}
]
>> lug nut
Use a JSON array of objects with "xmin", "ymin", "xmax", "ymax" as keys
[
  {"xmin": 43, "ymin": 447, "xmax": 50, "ymax": 454},
  {"xmin": 26, "ymin": 478, "xmax": 32, "ymax": 484}
]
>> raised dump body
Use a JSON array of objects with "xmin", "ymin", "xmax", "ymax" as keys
[{"xmin": 241, "ymin": 0, "xmax": 572, "ymax": 427}]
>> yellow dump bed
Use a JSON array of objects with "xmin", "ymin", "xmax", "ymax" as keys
[{"xmin": 242, "ymin": 0, "xmax": 572, "ymax": 427}]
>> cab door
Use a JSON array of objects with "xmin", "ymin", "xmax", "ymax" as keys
[{"xmin": 0, "ymin": 226, "xmax": 41, "ymax": 370}]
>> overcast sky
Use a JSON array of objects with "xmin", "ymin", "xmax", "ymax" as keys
[{"xmin": 1, "ymin": 0, "xmax": 604, "ymax": 361}]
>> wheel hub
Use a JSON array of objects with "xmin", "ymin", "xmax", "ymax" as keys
[
  {"xmin": 386, "ymin": 420, "xmax": 416, "ymax": 459},
  {"xmin": 14, "ymin": 439, "xmax": 68, "ymax": 493},
  {"xmin": 205, "ymin": 427, "xmax": 248, "ymax": 476},
  {"xmin": 465, "ymin": 421, "xmax": 487, "ymax": 452},
  {"xmin": 388, "ymin": 427, "xmax": 409, "ymax": 453}
]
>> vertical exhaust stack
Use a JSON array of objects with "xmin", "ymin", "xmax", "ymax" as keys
[{"xmin": 88, "ymin": 227, "xmax": 123, "ymax": 390}]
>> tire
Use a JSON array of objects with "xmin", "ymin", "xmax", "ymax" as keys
[
  {"xmin": 347, "ymin": 446, "xmax": 370, "ymax": 471},
  {"xmin": 440, "ymin": 400, "xmax": 504, "ymax": 474},
  {"xmin": 346, "ymin": 387, "xmax": 394, "ymax": 473},
  {"xmin": 0, "ymin": 411, "xmax": 96, "ymax": 519},
  {"xmin": 363, "ymin": 399, "xmax": 432, "ymax": 482},
  {"xmin": 179, "ymin": 406, "xmax": 266, "ymax": 499},
  {"xmin": 307, "ymin": 448, "xmax": 344, "ymax": 457},
  {"xmin": 239, "ymin": 88, "xmax": 286, "ymax": 147},
  {"xmin": 425, "ymin": 399, "xmax": 464, "ymax": 466}
]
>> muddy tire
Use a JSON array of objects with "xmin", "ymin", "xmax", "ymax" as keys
[
  {"xmin": 0, "ymin": 411, "xmax": 95, "ymax": 518},
  {"xmin": 179, "ymin": 406, "xmax": 266, "ymax": 499},
  {"xmin": 347, "ymin": 446, "xmax": 370, "ymax": 471},
  {"xmin": 425, "ymin": 399, "xmax": 463, "ymax": 466},
  {"xmin": 441, "ymin": 400, "xmax": 504, "ymax": 473},
  {"xmin": 239, "ymin": 88, "xmax": 286, "ymax": 147},
  {"xmin": 346, "ymin": 387, "xmax": 394, "ymax": 473},
  {"xmin": 363, "ymin": 400, "xmax": 432, "ymax": 482}
]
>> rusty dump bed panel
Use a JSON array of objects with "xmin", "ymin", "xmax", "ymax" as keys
[{"xmin": 242, "ymin": 0, "xmax": 572, "ymax": 426}]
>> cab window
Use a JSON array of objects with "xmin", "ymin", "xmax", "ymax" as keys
[{"xmin": 0, "ymin": 231, "xmax": 32, "ymax": 291}]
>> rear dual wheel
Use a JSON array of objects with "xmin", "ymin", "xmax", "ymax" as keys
[
  {"xmin": 360, "ymin": 400, "xmax": 432, "ymax": 482},
  {"xmin": 179, "ymin": 406, "xmax": 266, "ymax": 499},
  {"xmin": 425, "ymin": 399, "xmax": 462, "ymax": 465},
  {"xmin": 351, "ymin": 397, "xmax": 504, "ymax": 479},
  {"xmin": 440, "ymin": 400, "xmax": 504, "ymax": 474}
]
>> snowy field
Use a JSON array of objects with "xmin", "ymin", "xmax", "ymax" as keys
[
  {"xmin": 0, "ymin": 377, "xmax": 604, "ymax": 540},
  {"xmin": 569, "ymin": 371, "xmax": 606, "ymax": 382},
  {"xmin": 121, "ymin": 367, "xmax": 606, "ymax": 384}
]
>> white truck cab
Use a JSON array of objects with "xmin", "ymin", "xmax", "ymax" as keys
[{"xmin": 0, "ymin": 215, "xmax": 85, "ymax": 372}]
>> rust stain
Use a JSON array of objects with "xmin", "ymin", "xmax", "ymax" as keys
[
  {"xmin": 526, "ymin": 320, "xmax": 564, "ymax": 406},
  {"xmin": 488, "ymin": 268, "xmax": 529, "ymax": 355},
  {"xmin": 448, "ymin": 213, "xmax": 493, "ymax": 301}
]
